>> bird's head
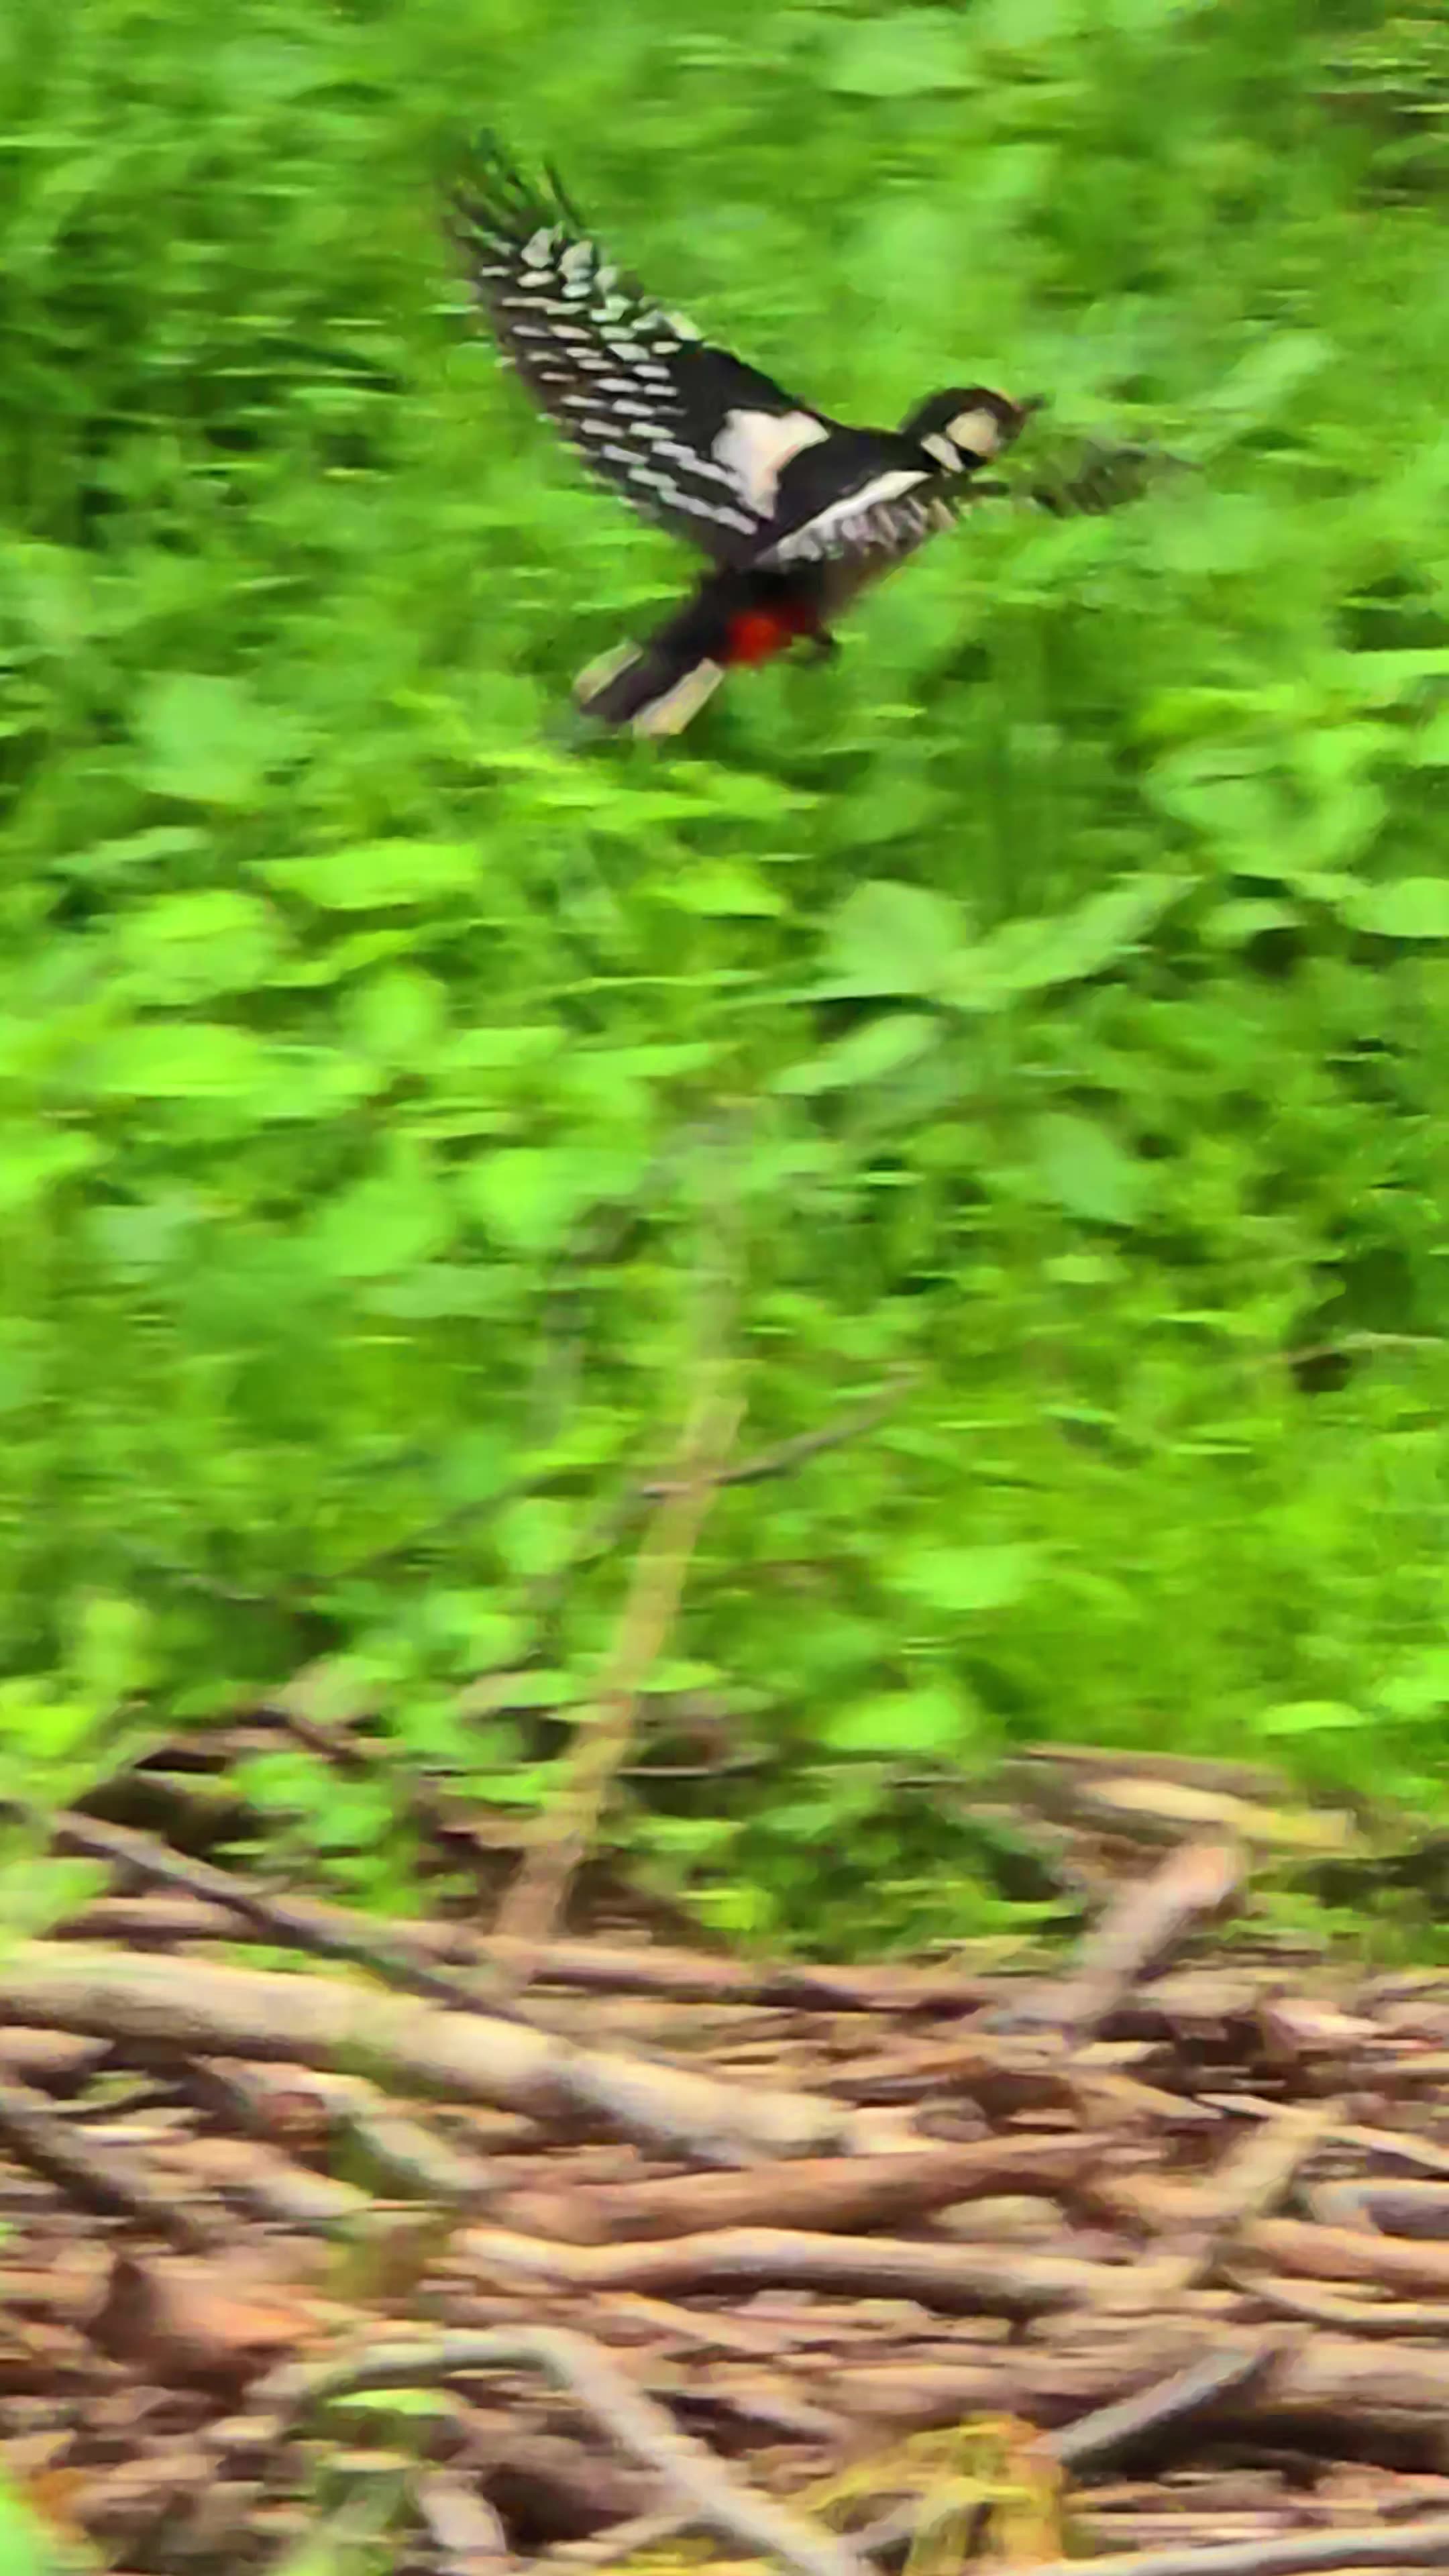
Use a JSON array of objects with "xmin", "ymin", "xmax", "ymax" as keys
[{"xmin": 902, "ymin": 386, "xmax": 1042, "ymax": 472}]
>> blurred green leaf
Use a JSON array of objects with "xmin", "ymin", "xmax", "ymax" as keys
[
  {"xmin": 1342, "ymin": 876, "xmax": 1449, "ymax": 939},
  {"xmin": 91, "ymin": 1022, "xmax": 269, "ymax": 1099},
  {"xmin": 818, "ymin": 881, "xmax": 967, "ymax": 1000},
  {"xmin": 314, "ymin": 1146, "xmax": 452, "ymax": 1279},
  {"xmin": 260, "ymin": 843, "xmax": 480, "ymax": 909},
  {"xmin": 1257, "ymin": 1701, "xmax": 1364, "ymax": 1737},
  {"xmin": 0, "ymin": 2477, "xmax": 96, "ymax": 2575},
  {"xmin": 133, "ymin": 674, "xmax": 290, "ymax": 807},
  {"xmin": 663, "ymin": 859, "xmax": 786, "ymax": 916},
  {"xmin": 818, "ymin": 1683, "xmax": 976, "ymax": 1754},
  {"xmin": 775, "ymin": 1013, "xmax": 938, "ymax": 1093},
  {"xmin": 892, "ymin": 1544, "xmax": 1040, "ymax": 1613},
  {"xmin": 460, "ymin": 1146, "xmax": 594, "ymax": 1254},
  {"xmin": 1031, "ymin": 1112, "xmax": 1147, "ymax": 1224},
  {"xmin": 824, "ymin": 10, "xmax": 978, "ymax": 95}
]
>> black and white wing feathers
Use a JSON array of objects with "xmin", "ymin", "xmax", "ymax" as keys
[
  {"xmin": 759, "ymin": 471, "xmax": 962, "ymax": 570},
  {"xmin": 763, "ymin": 438, "xmax": 1189, "ymax": 569},
  {"xmin": 451, "ymin": 140, "xmax": 841, "ymax": 570}
]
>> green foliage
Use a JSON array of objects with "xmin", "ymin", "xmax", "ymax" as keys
[
  {"xmin": 3, "ymin": 0, "xmax": 1449, "ymax": 1950},
  {"xmin": 0, "ymin": 2476, "xmax": 96, "ymax": 2575}
]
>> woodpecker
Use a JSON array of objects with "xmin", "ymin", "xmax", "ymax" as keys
[{"xmin": 451, "ymin": 142, "xmax": 1158, "ymax": 737}]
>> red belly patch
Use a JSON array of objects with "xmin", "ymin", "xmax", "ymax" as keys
[{"xmin": 724, "ymin": 601, "xmax": 816, "ymax": 666}]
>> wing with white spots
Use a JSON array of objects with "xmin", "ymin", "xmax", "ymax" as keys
[
  {"xmin": 757, "ymin": 466, "xmax": 962, "ymax": 571},
  {"xmin": 450, "ymin": 140, "xmax": 830, "ymax": 568}
]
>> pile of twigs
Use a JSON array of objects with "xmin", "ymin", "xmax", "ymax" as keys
[{"xmin": 4, "ymin": 1752, "xmax": 1449, "ymax": 2576}]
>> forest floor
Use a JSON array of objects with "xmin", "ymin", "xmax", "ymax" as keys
[{"xmin": 6, "ymin": 1756, "xmax": 1449, "ymax": 2573}]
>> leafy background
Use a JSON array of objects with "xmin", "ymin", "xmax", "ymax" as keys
[{"xmin": 3, "ymin": 0, "xmax": 1449, "ymax": 1951}]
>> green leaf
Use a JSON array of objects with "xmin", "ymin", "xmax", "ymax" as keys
[
  {"xmin": 1409, "ymin": 705, "xmax": 1449, "ymax": 766},
  {"xmin": 0, "ymin": 1130, "xmax": 97, "ymax": 1212},
  {"xmin": 116, "ymin": 888, "xmax": 283, "ymax": 999},
  {"xmin": 56, "ymin": 827, "xmax": 205, "ymax": 882},
  {"xmin": 0, "ymin": 2473, "xmax": 97, "ymax": 2573},
  {"xmin": 663, "ymin": 859, "xmax": 786, "ymax": 916},
  {"xmin": 91, "ymin": 1022, "xmax": 269, "ymax": 1099},
  {"xmin": 818, "ymin": 1682, "xmax": 976, "ymax": 1755},
  {"xmin": 824, "ymin": 9, "xmax": 978, "ymax": 94},
  {"xmin": 818, "ymin": 881, "xmax": 967, "ymax": 1000},
  {"xmin": 313, "ymin": 1145, "xmax": 452, "ymax": 1280},
  {"xmin": 1032, "ymin": 1112, "xmax": 1146, "ymax": 1225},
  {"xmin": 0, "ymin": 1856, "xmax": 109, "ymax": 1941},
  {"xmin": 333, "ymin": 2386, "xmax": 455, "ymax": 2419},
  {"xmin": 952, "ymin": 875, "xmax": 1187, "ymax": 1008},
  {"xmin": 971, "ymin": 0, "xmax": 1081, "ymax": 47},
  {"xmin": 461, "ymin": 1146, "xmax": 593, "ymax": 1254},
  {"xmin": 1257, "ymin": 1701, "xmax": 1362, "ymax": 1737},
  {"xmin": 1342, "ymin": 875, "xmax": 1449, "ymax": 940},
  {"xmin": 775, "ymin": 1013, "xmax": 938, "ymax": 1094},
  {"xmin": 133, "ymin": 673, "xmax": 288, "ymax": 807},
  {"xmin": 259, "ymin": 841, "xmax": 479, "ymax": 910},
  {"xmin": 1377, "ymin": 1650, "xmax": 1449, "ymax": 1719},
  {"xmin": 892, "ymin": 1544, "xmax": 1039, "ymax": 1613},
  {"xmin": 265, "ymin": 2522, "xmax": 388, "ymax": 2576},
  {"xmin": 345, "ymin": 968, "xmax": 447, "ymax": 1065},
  {"xmin": 1202, "ymin": 897, "xmax": 1297, "ymax": 947},
  {"xmin": 1201, "ymin": 331, "xmax": 1334, "ymax": 428}
]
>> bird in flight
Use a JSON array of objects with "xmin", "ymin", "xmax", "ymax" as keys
[{"xmin": 451, "ymin": 140, "xmax": 1163, "ymax": 738}]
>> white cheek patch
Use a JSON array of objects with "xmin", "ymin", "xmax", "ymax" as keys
[
  {"xmin": 948, "ymin": 405, "xmax": 1005, "ymax": 458},
  {"xmin": 712, "ymin": 408, "xmax": 831, "ymax": 514}
]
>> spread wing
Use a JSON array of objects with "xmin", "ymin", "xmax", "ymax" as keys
[
  {"xmin": 1024, "ymin": 440, "xmax": 1191, "ymax": 517},
  {"xmin": 760, "ymin": 438, "xmax": 1190, "ymax": 570},
  {"xmin": 450, "ymin": 140, "xmax": 838, "ymax": 570},
  {"xmin": 757, "ymin": 470, "xmax": 963, "ymax": 570}
]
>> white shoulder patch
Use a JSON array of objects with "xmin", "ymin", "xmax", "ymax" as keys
[{"xmin": 712, "ymin": 408, "xmax": 831, "ymax": 515}]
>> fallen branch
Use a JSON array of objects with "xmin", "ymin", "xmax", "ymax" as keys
[
  {"xmin": 251, "ymin": 2324, "xmax": 866, "ymax": 2576},
  {"xmin": 1099, "ymin": 2104, "xmax": 1334, "ymax": 2310},
  {"xmin": 459, "ymin": 2222, "xmax": 1121, "ymax": 2316},
  {"xmin": 831, "ymin": 2328, "xmax": 1449, "ymax": 2444},
  {"xmin": 853, "ymin": 2340, "xmax": 1276, "ymax": 2559},
  {"xmin": 56, "ymin": 1898, "xmax": 994, "ymax": 2015},
  {"xmin": 1011, "ymin": 2513, "xmax": 1449, "ymax": 2576},
  {"xmin": 492, "ymin": 2132, "xmax": 1108, "ymax": 2245},
  {"xmin": 0, "ymin": 1943, "xmax": 845, "ymax": 2165},
  {"xmin": 1040, "ymin": 1839, "xmax": 1246, "ymax": 2039},
  {"xmin": 0, "ymin": 2072, "xmax": 218, "ymax": 2251},
  {"xmin": 1225, "ymin": 2269, "xmax": 1449, "ymax": 2337},
  {"xmin": 513, "ymin": 2507, "xmax": 696, "ymax": 2576},
  {"xmin": 39, "ymin": 1805, "xmax": 546, "ymax": 2027},
  {"xmin": 1307, "ymin": 2178, "xmax": 1449, "ymax": 2237},
  {"xmin": 1240, "ymin": 2214, "xmax": 1449, "ymax": 2300},
  {"xmin": 1048, "ymin": 2337, "xmax": 1278, "ymax": 2471}
]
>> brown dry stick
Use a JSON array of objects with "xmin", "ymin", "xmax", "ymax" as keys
[{"xmin": 250, "ymin": 2324, "xmax": 865, "ymax": 2576}]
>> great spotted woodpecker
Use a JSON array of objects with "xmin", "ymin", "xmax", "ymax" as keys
[{"xmin": 451, "ymin": 142, "xmax": 1157, "ymax": 737}]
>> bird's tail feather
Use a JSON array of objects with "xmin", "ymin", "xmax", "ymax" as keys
[{"xmin": 573, "ymin": 636, "xmax": 727, "ymax": 737}]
